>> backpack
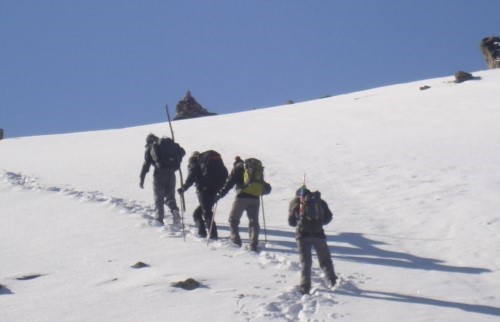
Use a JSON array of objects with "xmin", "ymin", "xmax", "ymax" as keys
[
  {"xmin": 197, "ymin": 150, "xmax": 228, "ymax": 191},
  {"xmin": 241, "ymin": 158, "xmax": 266, "ymax": 196},
  {"xmin": 150, "ymin": 137, "xmax": 181, "ymax": 170},
  {"xmin": 301, "ymin": 191, "xmax": 323, "ymax": 222}
]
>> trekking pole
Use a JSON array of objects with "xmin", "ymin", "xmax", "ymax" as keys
[
  {"xmin": 260, "ymin": 196, "xmax": 268, "ymax": 243},
  {"xmin": 165, "ymin": 104, "xmax": 186, "ymax": 241},
  {"xmin": 299, "ymin": 173, "xmax": 307, "ymax": 216},
  {"xmin": 165, "ymin": 104, "xmax": 186, "ymax": 212},
  {"xmin": 179, "ymin": 200, "xmax": 186, "ymax": 242},
  {"xmin": 206, "ymin": 202, "xmax": 218, "ymax": 246}
]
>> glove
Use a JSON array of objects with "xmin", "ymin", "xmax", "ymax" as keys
[
  {"xmin": 263, "ymin": 183, "xmax": 272, "ymax": 195},
  {"xmin": 177, "ymin": 187, "xmax": 184, "ymax": 195}
]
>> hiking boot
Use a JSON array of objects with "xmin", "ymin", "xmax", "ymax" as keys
[
  {"xmin": 231, "ymin": 239, "xmax": 242, "ymax": 247},
  {"xmin": 208, "ymin": 222, "xmax": 218, "ymax": 240},
  {"xmin": 149, "ymin": 219, "xmax": 164, "ymax": 227},
  {"xmin": 197, "ymin": 229, "xmax": 207, "ymax": 238},
  {"xmin": 249, "ymin": 244, "xmax": 259, "ymax": 252},
  {"xmin": 209, "ymin": 230, "xmax": 218, "ymax": 240},
  {"xmin": 299, "ymin": 285, "xmax": 310, "ymax": 295},
  {"xmin": 328, "ymin": 276, "xmax": 338, "ymax": 289},
  {"xmin": 172, "ymin": 210, "xmax": 181, "ymax": 225},
  {"xmin": 230, "ymin": 234, "xmax": 242, "ymax": 247}
]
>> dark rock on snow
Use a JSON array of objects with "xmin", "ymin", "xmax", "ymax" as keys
[
  {"xmin": 15, "ymin": 274, "xmax": 43, "ymax": 280},
  {"xmin": 170, "ymin": 278, "xmax": 201, "ymax": 290},
  {"xmin": 454, "ymin": 71, "xmax": 481, "ymax": 83},
  {"xmin": 131, "ymin": 261, "xmax": 150, "ymax": 269},
  {"xmin": 174, "ymin": 91, "xmax": 217, "ymax": 120}
]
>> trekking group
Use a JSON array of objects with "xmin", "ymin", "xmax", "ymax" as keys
[{"xmin": 139, "ymin": 133, "xmax": 338, "ymax": 293}]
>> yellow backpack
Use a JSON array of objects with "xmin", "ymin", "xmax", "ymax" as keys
[{"xmin": 241, "ymin": 158, "xmax": 265, "ymax": 196}]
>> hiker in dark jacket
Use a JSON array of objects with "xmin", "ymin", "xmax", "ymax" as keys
[
  {"xmin": 217, "ymin": 156, "xmax": 271, "ymax": 251},
  {"xmin": 178, "ymin": 151, "xmax": 227, "ymax": 239},
  {"xmin": 140, "ymin": 133, "xmax": 185, "ymax": 226},
  {"xmin": 289, "ymin": 187, "xmax": 338, "ymax": 294}
]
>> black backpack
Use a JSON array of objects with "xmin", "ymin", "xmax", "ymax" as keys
[
  {"xmin": 150, "ymin": 137, "xmax": 181, "ymax": 170},
  {"xmin": 302, "ymin": 191, "xmax": 323, "ymax": 222},
  {"xmin": 296, "ymin": 191, "xmax": 325, "ymax": 233},
  {"xmin": 198, "ymin": 150, "xmax": 228, "ymax": 191}
]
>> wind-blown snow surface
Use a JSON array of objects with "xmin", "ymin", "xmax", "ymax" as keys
[{"xmin": 1, "ymin": 70, "xmax": 500, "ymax": 321}]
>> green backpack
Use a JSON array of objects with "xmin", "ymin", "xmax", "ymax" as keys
[{"xmin": 241, "ymin": 158, "xmax": 265, "ymax": 196}]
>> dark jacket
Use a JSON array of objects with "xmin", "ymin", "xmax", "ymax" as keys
[
  {"xmin": 182, "ymin": 156, "xmax": 204, "ymax": 192},
  {"xmin": 218, "ymin": 161, "xmax": 255, "ymax": 199},
  {"xmin": 288, "ymin": 191, "xmax": 333, "ymax": 239},
  {"xmin": 182, "ymin": 151, "xmax": 229, "ymax": 194},
  {"xmin": 140, "ymin": 140, "xmax": 185, "ymax": 183}
]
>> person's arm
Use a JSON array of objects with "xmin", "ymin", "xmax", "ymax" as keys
[
  {"xmin": 288, "ymin": 198, "xmax": 300, "ymax": 227},
  {"xmin": 179, "ymin": 160, "xmax": 198, "ymax": 192},
  {"xmin": 217, "ymin": 164, "xmax": 241, "ymax": 199},
  {"xmin": 321, "ymin": 199, "xmax": 333, "ymax": 225},
  {"xmin": 139, "ymin": 148, "xmax": 153, "ymax": 188}
]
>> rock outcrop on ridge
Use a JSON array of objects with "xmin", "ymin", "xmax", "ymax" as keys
[{"xmin": 174, "ymin": 91, "xmax": 217, "ymax": 120}]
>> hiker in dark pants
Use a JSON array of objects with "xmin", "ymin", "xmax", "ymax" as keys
[
  {"xmin": 178, "ymin": 151, "xmax": 228, "ymax": 239},
  {"xmin": 140, "ymin": 133, "xmax": 185, "ymax": 226},
  {"xmin": 288, "ymin": 187, "xmax": 338, "ymax": 295}
]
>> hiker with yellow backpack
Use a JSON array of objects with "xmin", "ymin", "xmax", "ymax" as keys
[{"xmin": 216, "ymin": 156, "xmax": 271, "ymax": 252}]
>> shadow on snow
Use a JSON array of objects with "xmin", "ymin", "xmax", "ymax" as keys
[
  {"xmin": 251, "ymin": 227, "xmax": 490, "ymax": 275},
  {"xmin": 338, "ymin": 282, "xmax": 500, "ymax": 317}
]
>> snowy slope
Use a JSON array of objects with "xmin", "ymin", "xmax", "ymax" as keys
[{"xmin": 1, "ymin": 69, "xmax": 500, "ymax": 321}]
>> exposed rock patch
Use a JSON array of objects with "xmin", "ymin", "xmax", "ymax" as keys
[
  {"xmin": 15, "ymin": 274, "xmax": 43, "ymax": 281},
  {"xmin": 174, "ymin": 91, "xmax": 216, "ymax": 120},
  {"xmin": 454, "ymin": 71, "xmax": 481, "ymax": 83},
  {"xmin": 131, "ymin": 261, "xmax": 150, "ymax": 269},
  {"xmin": 170, "ymin": 278, "xmax": 201, "ymax": 290}
]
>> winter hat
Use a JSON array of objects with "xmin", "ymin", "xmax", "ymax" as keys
[
  {"xmin": 145, "ymin": 133, "xmax": 158, "ymax": 147},
  {"xmin": 296, "ymin": 186, "xmax": 311, "ymax": 197},
  {"xmin": 189, "ymin": 151, "xmax": 200, "ymax": 162},
  {"xmin": 234, "ymin": 156, "xmax": 243, "ymax": 166}
]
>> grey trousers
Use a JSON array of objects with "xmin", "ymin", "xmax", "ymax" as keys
[
  {"xmin": 297, "ymin": 237, "xmax": 336, "ymax": 290},
  {"xmin": 153, "ymin": 168, "xmax": 178, "ymax": 221},
  {"xmin": 228, "ymin": 197, "xmax": 260, "ymax": 248}
]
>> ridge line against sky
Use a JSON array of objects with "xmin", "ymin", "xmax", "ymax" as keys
[{"xmin": 1, "ymin": 0, "xmax": 499, "ymax": 138}]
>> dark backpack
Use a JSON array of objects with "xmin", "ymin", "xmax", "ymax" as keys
[
  {"xmin": 198, "ymin": 150, "xmax": 228, "ymax": 191},
  {"xmin": 301, "ymin": 191, "xmax": 324, "ymax": 222},
  {"xmin": 241, "ymin": 158, "xmax": 266, "ymax": 196},
  {"xmin": 150, "ymin": 137, "xmax": 181, "ymax": 170}
]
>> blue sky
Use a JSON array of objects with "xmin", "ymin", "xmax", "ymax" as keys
[{"xmin": 1, "ymin": 0, "xmax": 498, "ymax": 138}]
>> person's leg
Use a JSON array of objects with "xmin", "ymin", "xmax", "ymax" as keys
[
  {"xmin": 297, "ymin": 238, "xmax": 313, "ymax": 294},
  {"xmin": 199, "ymin": 190, "xmax": 217, "ymax": 239},
  {"xmin": 163, "ymin": 169, "xmax": 180, "ymax": 223},
  {"xmin": 192, "ymin": 205, "xmax": 206, "ymax": 237},
  {"xmin": 246, "ymin": 198, "xmax": 260, "ymax": 251},
  {"xmin": 313, "ymin": 238, "xmax": 337, "ymax": 287},
  {"xmin": 228, "ymin": 198, "xmax": 245, "ymax": 246},
  {"xmin": 153, "ymin": 177, "xmax": 166, "ymax": 223}
]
